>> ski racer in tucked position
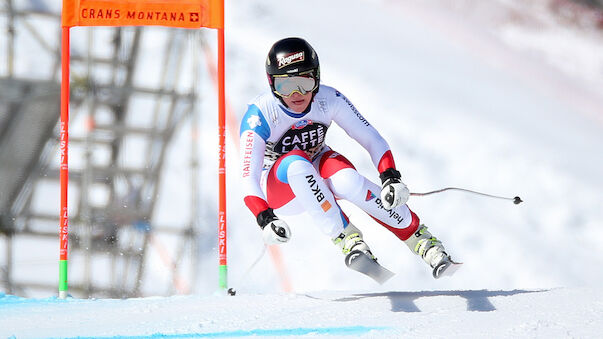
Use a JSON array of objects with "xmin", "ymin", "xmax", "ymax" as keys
[{"xmin": 239, "ymin": 37, "xmax": 458, "ymax": 281}]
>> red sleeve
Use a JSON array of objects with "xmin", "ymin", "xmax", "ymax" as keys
[
  {"xmin": 244, "ymin": 195, "xmax": 270, "ymax": 217},
  {"xmin": 377, "ymin": 150, "xmax": 396, "ymax": 173}
]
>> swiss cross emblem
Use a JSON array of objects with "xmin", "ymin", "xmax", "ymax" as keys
[
  {"xmin": 247, "ymin": 115, "xmax": 261, "ymax": 128},
  {"xmin": 190, "ymin": 12, "xmax": 199, "ymax": 22}
]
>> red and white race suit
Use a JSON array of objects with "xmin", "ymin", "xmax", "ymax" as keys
[{"xmin": 239, "ymin": 85, "xmax": 419, "ymax": 240}]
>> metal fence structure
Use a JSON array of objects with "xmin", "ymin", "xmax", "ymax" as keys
[{"xmin": 1, "ymin": 0, "xmax": 206, "ymax": 298}]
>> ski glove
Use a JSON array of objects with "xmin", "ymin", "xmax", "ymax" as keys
[
  {"xmin": 379, "ymin": 168, "xmax": 410, "ymax": 210},
  {"xmin": 257, "ymin": 208, "xmax": 291, "ymax": 245}
]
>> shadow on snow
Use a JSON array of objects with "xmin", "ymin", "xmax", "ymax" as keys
[{"xmin": 329, "ymin": 289, "xmax": 547, "ymax": 313}]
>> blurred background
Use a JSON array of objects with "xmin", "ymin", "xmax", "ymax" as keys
[
  {"xmin": 1, "ymin": 0, "xmax": 602, "ymax": 299},
  {"xmin": 0, "ymin": 0, "xmax": 217, "ymax": 298}
]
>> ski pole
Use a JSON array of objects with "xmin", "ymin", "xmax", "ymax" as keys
[
  {"xmin": 410, "ymin": 187, "xmax": 523, "ymax": 204},
  {"xmin": 227, "ymin": 244, "xmax": 267, "ymax": 296}
]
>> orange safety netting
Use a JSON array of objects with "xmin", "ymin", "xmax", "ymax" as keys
[{"xmin": 62, "ymin": 0, "xmax": 223, "ymax": 28}]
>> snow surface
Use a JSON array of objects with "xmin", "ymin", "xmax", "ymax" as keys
[
  {"xmin": 0, "ymin": 288, "xmax": 602, "ymax": 338},
  {"xmin": 2, "ymin": 0, "xmax": 603, "ymax": 337}
]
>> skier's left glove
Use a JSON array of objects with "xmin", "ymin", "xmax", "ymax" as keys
[
  {"xmin": 379, "ymin": 168, "xmax": 410, "ymax": 210},
  {"xmin": 257, "ymin": 208, "xmax": 291, "ymax": 245}
]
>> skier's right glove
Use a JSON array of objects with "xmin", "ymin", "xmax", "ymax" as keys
[{"xmin": 257, "ymin": 208, "xmax": 291, "ymax": 245}]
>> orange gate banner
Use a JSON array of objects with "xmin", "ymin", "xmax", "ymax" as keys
[{"xmin": 62, "ymin": 0, "xmax": 223, "ymax": 29}]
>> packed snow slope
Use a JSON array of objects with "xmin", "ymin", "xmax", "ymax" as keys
[{"xmin": 1, "ymin": 288, "xmax": 602, "ymax": 338}]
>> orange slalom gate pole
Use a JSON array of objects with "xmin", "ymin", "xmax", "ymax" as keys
[
  {"xmin": 62, "ymin": 0, "xmax": 226, "ymax": 295},
  {"xmin": 59, "ymin": 26, "xmax": 70, "ymax": 299},
  {"xmin": 217, "ymin": 24, "xmax": 227, "ymax": 290}
]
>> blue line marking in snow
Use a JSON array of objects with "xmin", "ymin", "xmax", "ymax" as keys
[
  {"xmin": 53, "ymin": 326, "xmax": 387, "ymax": 338},
  {"xmin": 0, "ymin": 293, "xmax": 69, "ymax": 305}
]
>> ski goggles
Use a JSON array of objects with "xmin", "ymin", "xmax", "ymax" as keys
[{"xmin": 272, "ymin": 74, "xmax": 317, "ymax": 98}]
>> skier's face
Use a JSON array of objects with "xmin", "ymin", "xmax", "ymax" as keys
[{"xmin": 282, "ymin": 91, "xmax": 312, "ymax": 113}]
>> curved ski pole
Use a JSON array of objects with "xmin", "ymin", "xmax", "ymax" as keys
[
  {"xmin": 242, "ymin": 244, "xmax": 268, "ymax": 278},
  {"xmin": 228, "ymin": 244, "xmax": 267, "ymax": 296},
  {"xmin": 410, "ymin": 187, "xmax": 523, "ymax": 204}
]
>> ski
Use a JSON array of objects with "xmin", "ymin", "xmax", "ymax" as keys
[
  {"xmin": 345, "ymin": 250, "xmax": 395, "ymax": 284},
  {"xmin": 432, "ymin": 260, "xmax": 462, "ymax": 279}
]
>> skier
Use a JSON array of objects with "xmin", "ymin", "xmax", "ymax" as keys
[{"xmin": 239, "ymin": 37, "xmax": 457, "ymax": 280}]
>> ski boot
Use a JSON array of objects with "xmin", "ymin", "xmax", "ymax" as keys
[
  {"xmin": 333, "ymin": 224, "xmax": 395, "ymax": 284},
  {"xmin": 404, "ymin": 225, "xmax": 461, "ymax": 278},
  {"xmin": 332, "ymin": 223, "xmax": 374, "ymax": 262}
]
